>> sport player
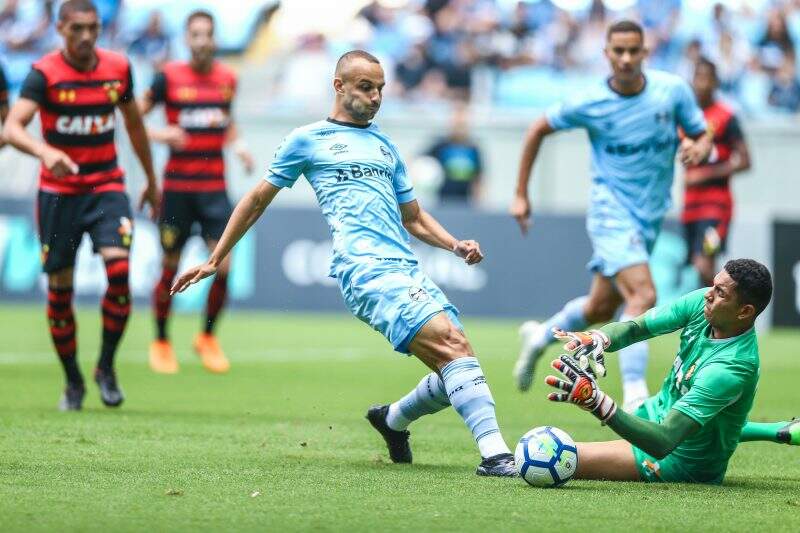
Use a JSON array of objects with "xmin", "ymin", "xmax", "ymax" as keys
[
  {"xmin": 682, "ymin": 58, "xmax": 751, "ymax": 288},
  {"xmin": 2, "ymin": 0, "xmax": 160, "ymax": 410},
  {"xmin": 172, "ymin": 50, "xmax": 517, "ymax": 476},
  {"xmin": 510, "ymin": 20, "xmax": 713, "ymax": 411},
  {"xmin": 138, "ymin": 10, "xmax": 254, "ymax": 374},
  {"xmin": 543, "ymin": 258, "xmax": 798, "ymax": 483}
]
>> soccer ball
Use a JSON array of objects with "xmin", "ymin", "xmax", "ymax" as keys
[{"xmin": 514, "ymin": 426, "xmax": 578, "ymax": 487}]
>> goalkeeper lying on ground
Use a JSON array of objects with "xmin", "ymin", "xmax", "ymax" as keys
[{"xmin": 545, "ymin": 258, "xmax": 798, "ymax": 483}]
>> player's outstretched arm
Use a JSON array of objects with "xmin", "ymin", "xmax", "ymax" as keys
[
  {"xmin": 171, "ymin": 180, "xmax": 280, "ymax": 294},
  {"xmin": 556, "ymin": 290, "xmax": 703, "ymax": 374},
  {"xmin": 510, "ymin": 116, "xmax": 554, "ymax": 235},
  {"xmin": 606, "ymin": 408, "xmax": 699, "ymax": 460},
  {"xmin": 119, "ymin": 98, "xmax": 161, "ymax": 219},
  {"xmin": 546, "ymin": 355, "xmax": 699, "ymax": 459},
  {"xmin": 399, "ymin": 199, "xmax": 483, "ymax": 265},
  {"xmin": 2, "ymin": 98, "xmax": 78, "ymax": 176}
]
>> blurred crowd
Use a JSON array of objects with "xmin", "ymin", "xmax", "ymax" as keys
[
  {"xmin": 0, "ymin": 0, "xmax": 172, "ymax": 84},
  {"xmin": 2, "ymin": 0, "xmax": 800, "ymax": 115},
  {"xmin": 311, "ymin": 0, "xmax": 800, "ymax": 115}
]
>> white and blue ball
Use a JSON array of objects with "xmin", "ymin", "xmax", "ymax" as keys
[{"xmin": 514, "ymin": 426, "xmax": 578, "ymax": 487}]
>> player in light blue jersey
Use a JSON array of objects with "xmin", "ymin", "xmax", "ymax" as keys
[
  {"xmin": 510, "ymin": 20, "xmax": 713, "ymax": 411},
  {"xmin": 171, "ymin": 50, "xmax": 517, "ymax": 477}
]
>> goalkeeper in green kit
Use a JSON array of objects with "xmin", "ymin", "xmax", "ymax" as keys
[{"xmin": 545, "ymin": 258, "xmax": 798, "ymax": 483}]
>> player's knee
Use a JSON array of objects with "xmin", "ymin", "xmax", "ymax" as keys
[
  {"xmin": 627, "ymin": 286, "xmax": 656, "ymax": 315},
  {"xmin": 48, "ymin": 268, "xmax": 74, "ymax": 289},
  {"xmin": 431, "ymin": 324, "xmax": 473, "ymax": 364}
]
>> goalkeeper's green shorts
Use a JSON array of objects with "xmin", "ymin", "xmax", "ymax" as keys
[{"xmin": 630, "ymin": 401, "xmax": 724, "ymax": 484}]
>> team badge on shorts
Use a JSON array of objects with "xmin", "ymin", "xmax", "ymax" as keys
[
  {"xmin": 40, "ymin": 244, "xmax": 50, "ymax": 265},
  {"xmin": 408, "ymin": 286, "xmax": 429, "ymax": 302},
  {"xmin": 641, "ymin": 458, "xmax": 662, "ymax": 480},
  {"xmin": 118, "ymin": 217, "xmax": 133, "ymax": 247}
]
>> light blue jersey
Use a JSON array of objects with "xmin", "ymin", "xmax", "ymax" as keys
[
  {"xmin": 546, "ymin": 70, "xmax": 707, "ymax": 276},
  {"xmin": 265, "ymin": 118, "xmax": 461, "ymax": 353},
  {"xmin": 266, "ymin": 118, "xmax": 417, "ymax": 276},
  {"xmin": 546, "ymin": 69, "xmax": 707, "ymax": 226}
]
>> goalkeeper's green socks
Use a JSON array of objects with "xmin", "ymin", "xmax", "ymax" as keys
[{"xmin": 739, "ymin": 419, "xmax": 799, "ymax": 444}]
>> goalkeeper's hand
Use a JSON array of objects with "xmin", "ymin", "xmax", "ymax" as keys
[
  {"xmin": 545, "ymin": 355, "xmax": 617, "ymax": 423},
  {"xmin": 552, "ymin": 328, "xmax": 609, "ymax": 377}
]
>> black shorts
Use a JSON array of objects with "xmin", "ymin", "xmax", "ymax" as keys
[
  {"xmin": 683, "ymin": 219, "xmax": 729, "ymax": 262},
  {"xmin": 37, "ymin": 191, "xmax": 133, "ymax": 274},
  {"xmin": 158, "ymin": 191, "xmax": 232, "ymax": 252}
]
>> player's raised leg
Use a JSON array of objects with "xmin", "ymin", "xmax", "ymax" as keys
[
  {"xmin": 739, "ymin": 419, "xmax": 800, "ymax": 445},
  {"xmin": 193, "ymin": 239, "xmax": 231, "ymax": 373},
  {"xmin": 46, "ymin": 267, "xmax": 85, "ymax": 411},
  {"xmin": 614, "ymin": 263, "xmax": 657, "ymax": 412},
  {"xmin": 407, "ymin": 313, "xmax": 515, "ymax": 476},
  {"xmin": 150, "ymin": 250, "xmax": 181, "ymax": 374},
  {"xmin": 96, "ymin": 246, "xmax": 131, "ymax": 407},
  {"xmin": 514, "ymin": 273, "xmax": 622, "ymax": 392}
]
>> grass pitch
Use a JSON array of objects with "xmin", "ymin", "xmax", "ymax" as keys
[{"xmin": 1, "ymin": 304, "xmax": 798, "ymax": 532}]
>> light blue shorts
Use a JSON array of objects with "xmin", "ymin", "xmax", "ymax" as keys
[
  {"xmin": 586, "ymin": 189, "xmax": 662, "ymax": 277},
  {"xmin": 336, "ymin": 260, "xmax": 462, "ymax": 354}
]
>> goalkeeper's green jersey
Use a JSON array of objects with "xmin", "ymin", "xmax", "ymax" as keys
[{"xmin": 614, "ymin": 289, "xmax": 760, "ymax": 483}]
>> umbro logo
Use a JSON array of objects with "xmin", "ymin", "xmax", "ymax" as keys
[{"xmin": 330, "ymin": 143, "xmax": 348, "ymax": 151}]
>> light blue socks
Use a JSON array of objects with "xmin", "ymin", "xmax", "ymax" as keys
[
  {"xmin": 386, "ymin": 357, "xmax": 510, "ymax": 458},
  {"xmin": 386, "ymin": 372, "xmax": 450, "ymax": 430},
  {"xmin": 440, "ymin": 357, "xmax": 510, "ymax": 458}
]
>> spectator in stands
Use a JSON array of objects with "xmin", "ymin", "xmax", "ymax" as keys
[
  {"xmin": 424, "ymin": 103, "xmax": 483, "ymax": 206},
  {"xmin": 768, "ymin": 54, "xmax": 800, "ymax": 112},
  {"xmin": 395, "ymin": 42, "xmax": 432, "ymax": 96},
  {"xmin": 676, "ymin": 39, "xmax": 703, "ymax": 82},
  {"xmin": 756, "ymin": 8, "xmax": 795, "ymax": 73},
  {"xmin": 128, "ymin": 10, "xmax": 171, "ymax": 70},
  {"xmin": 710, "ymin": 30, "xmax": 750, "ymax": 95},
  {"xmin": 637, "ymin": 0, "xmax": 681, "ymax": 68},
  {"xmin": 0, "ymin": 0, "xmax": 55, "ymax": 53}
]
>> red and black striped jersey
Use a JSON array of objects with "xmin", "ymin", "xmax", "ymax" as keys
[
  {"xmin": 20, "ymin": 48, "xmax": 133, "ymax": 195},
  {"xmin": 682, "ymin": 101, "xmax": 744, "ymax": 225},
  {"xmin": 148, "ymin": 61, "xmax": 237, "ymax": 193},
  {"xmin": 0, "ymin": 64, "xmax": 8, "ymax": 109}
]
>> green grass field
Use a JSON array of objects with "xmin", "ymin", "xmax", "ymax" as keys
[{"xmin": 1, "ymin": 304, "xmax": 798, "ymax": 532}]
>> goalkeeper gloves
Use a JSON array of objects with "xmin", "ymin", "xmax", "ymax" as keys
[
  {"xmin": 552, "ymin": 328, "xmax": 610, "ymax": 378},
  {"xmin": 545, "ymin": 355, "xmax": 617, "ymax": 424}
]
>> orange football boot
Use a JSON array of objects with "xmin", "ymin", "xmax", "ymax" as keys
[
  {"xmin": 149, "ymin": 339, "xmax": 179, "ymax": 374},
  {"xmin": 193, "ymin": 333, "xmax": 230, "ymax": 374}
]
